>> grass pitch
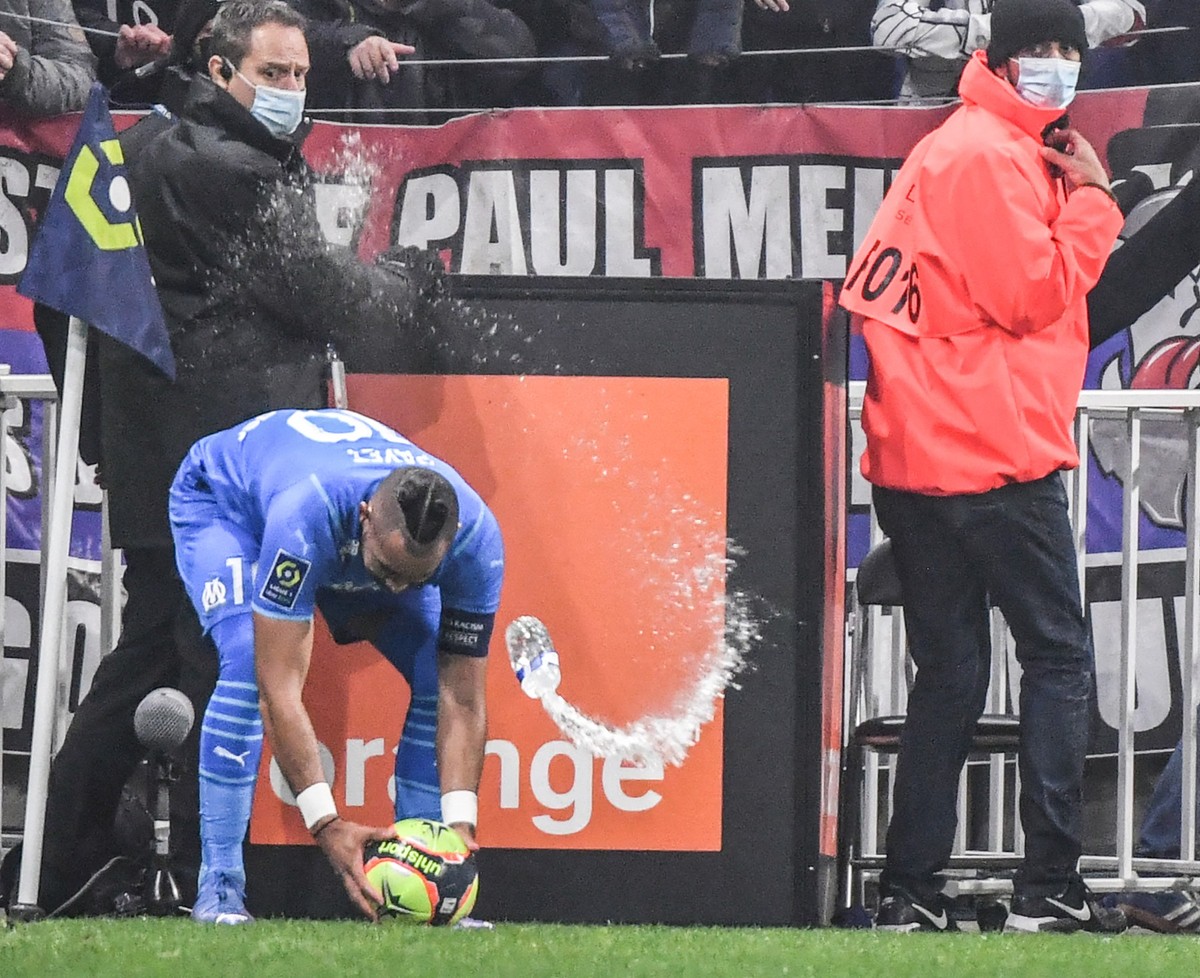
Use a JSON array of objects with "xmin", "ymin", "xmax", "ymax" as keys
[{"xmin": 1, "ymin": 919, "xmax": 1197, "ymax": 978}]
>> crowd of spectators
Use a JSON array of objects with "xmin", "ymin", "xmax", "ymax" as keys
[{"xmin": 0, "ymin": 0, "xmax": 1196, "ymax": 120}]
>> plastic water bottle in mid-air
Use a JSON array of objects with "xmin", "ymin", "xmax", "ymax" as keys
[{"xmin": 505, "ymin": 616, "xmax": 561, "ymax": 699}]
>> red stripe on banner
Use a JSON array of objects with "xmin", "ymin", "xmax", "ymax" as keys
[{"xmin": 0, "ymin": 91, "xmax": 1155, "ymax": 340}]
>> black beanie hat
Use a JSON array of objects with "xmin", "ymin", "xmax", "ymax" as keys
[{"xmin": 987, "ymin": 0, "xmax": 1088, "ymax": 68}]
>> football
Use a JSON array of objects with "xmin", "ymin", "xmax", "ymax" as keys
[{"xmin": 363, "ymin": 818, "xmax": 479, "ymax": 925}]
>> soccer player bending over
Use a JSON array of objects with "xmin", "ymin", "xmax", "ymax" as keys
[{"xmin": 169, "ymin": 408, "xmax": 503, "ymax": 923}]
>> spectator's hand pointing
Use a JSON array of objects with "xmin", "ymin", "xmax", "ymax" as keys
[
  {"xmin": 752, "ymin": 0, "xmax": 790, "ymax": 11},
  {"xmin": 0, "ymin": 32, "xmax": 19, "ymax": 82},
  {"xmin": 114, "ymin": 23, "xmax": 172, "ymax": 70},
  {"xmin": 348, "ymin": 36, "xmax": 415, "ymax": 84}
]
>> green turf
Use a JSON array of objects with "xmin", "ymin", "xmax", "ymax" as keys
[{"xmin": 2, "ymin": 919, "xmax": 1198, "ymax": 978}]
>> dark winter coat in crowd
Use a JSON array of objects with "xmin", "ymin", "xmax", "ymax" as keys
[
  {"xmin": 588, "ymin": 0, "xmax": 741, "ymax": 61},
  {"xmin": 1128, "ymin": 0, "xmax": 1200, "ymax": 85},
  {"xmin": 738, "ymin": 0, "xmax": 897, "ymax": 103},
  {"xmin": 291, "ymin": 0, "xmax": 535, "ymax": 120},
  {"xmin": 580, "ymin": 0, "xmax": 742, "ymax": 104},
  {"xmin": 29, "ymin": 67, "xmax": 219, "ymax": 916},
  {"xmin": 502, "ymin": 0, "xmax": 606, "ymax": 53},
  {"xmin": 73, "ymin": 0, "xmax": 179, "ymax": 102},
  {"xmin": 493, "ymin": 0, "xmax": 607, "ymax": 104},
  {"xmin": 0, "ymin": 0, "xmax": 95, "ymax": 115}
]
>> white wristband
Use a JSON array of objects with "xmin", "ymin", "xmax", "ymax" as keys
[
  {"xmin": 296, "ymin": 782, "xmax": 338, "ymax": 832},
  {"xmin": 441, "ymin": 790, "xmax": 478, "ymax": 827}
]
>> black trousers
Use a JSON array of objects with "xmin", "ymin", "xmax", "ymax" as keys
[
  {"xmin": 39, "ymin": 546, "xmax": 218, "ymax": 912},
  {"xmin": 873, "ymin": 473, "xmax": 1094, "ymax": 893}
]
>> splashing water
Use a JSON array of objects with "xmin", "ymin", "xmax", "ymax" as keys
[
  {"xmin": 320, "ymin": 131, "xmax": 548, "ymax": 372},
  {"xmin": 504, "ymin": 408, "xmax": 773, "ymax": 768},
  {"xmin": 329, "ymin": 130, "xmax": 382, "ymax": 199},
  {"xmin": 528, "ymin": 541, "xmax": 765, "ymax": 769}
]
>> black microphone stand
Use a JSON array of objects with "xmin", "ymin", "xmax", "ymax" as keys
[{"xmin": 143, "ymin": 750, "xmax": 185, "ymax": 916}]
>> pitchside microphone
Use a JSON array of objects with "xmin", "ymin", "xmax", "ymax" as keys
[
  {"xmin": 134, "ymin": 688, "xmax": 195, "ymax": 915},
  {"xmin": 135, "ymin": 687, "xmax": 194, "ymax": 753}
]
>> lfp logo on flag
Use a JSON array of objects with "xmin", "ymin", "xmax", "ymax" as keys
[{"xmin": 18, "ymin": 83, "xmax": 174, "ymax": 379}]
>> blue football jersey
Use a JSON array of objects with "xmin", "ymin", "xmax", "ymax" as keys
[{"xmin": 183, "ymin": 408, "xmax": 504, "ymax": 624}]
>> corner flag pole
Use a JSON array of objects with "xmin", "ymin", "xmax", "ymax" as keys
[{"xmin": 13, "ymin": 315, "xmax": 88, "ymax": 915}]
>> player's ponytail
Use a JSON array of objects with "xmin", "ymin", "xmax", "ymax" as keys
[{"xmin": 394, "ymin": 468, "xmax": 459, "ymax": 551}]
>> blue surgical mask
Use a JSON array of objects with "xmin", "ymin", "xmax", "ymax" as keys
[
  {"xmin": 236, "ymin": 69, "xmax": 306, "ymax": 138},
  {"xmin": 1013, "ymin": 57, "xmax": 1081, "ymax": 110}
]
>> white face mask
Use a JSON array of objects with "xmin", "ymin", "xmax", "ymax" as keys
[
  {"xmin": 236, "ymin": 68, "xmax": 306, "ymax": 138},
  {"xmin": 1013, "ymin": 56, "xmax": 1081, "ymax": 110}
]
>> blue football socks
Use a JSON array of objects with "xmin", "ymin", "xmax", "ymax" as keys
[{"xmin": 198, "ymin": 616, "xmax": 263, "ymax": 886}]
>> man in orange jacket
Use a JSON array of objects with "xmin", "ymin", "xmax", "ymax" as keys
[{"xmin": 841, "ymin": 0, "xmax": 1125, "ymax": 934}]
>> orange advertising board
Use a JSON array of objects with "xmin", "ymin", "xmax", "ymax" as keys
[{"xmin": 250, "ymin": 374, "xmax": 730, "ymax": 850}]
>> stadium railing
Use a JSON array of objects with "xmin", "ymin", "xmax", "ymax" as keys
[
  {"xmin": 0, "ymin": 357, "xmax": 341, "ymax": 885},
  {"xmin": 845, "ymin": 382, "xmax": 1200, "ymax": 901},
  {"xmin": 3, "ymin": 369, "xmax": 1198, "ymax": 910}
]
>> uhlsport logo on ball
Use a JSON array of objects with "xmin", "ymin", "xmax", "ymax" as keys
[{"xmin": 364, "ymin": 818, "xmax": 479, "ymax": 925}]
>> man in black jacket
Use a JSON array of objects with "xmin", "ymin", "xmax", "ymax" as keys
[
  {"xmin": 28, "ymin": 0, "xmax": 440, "ymax": 917},
  {"xmin": 21, "ymin": 0, "xmax": 217, "ymax": 918}
]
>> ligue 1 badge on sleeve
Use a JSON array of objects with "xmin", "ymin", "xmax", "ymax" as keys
[{"xmin": 260, "ymin": 550, "xmax": 310, "ymax": 609}]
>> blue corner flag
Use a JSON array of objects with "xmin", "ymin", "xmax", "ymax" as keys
[{"xmin": 18, "ymin": 83, "xmax": 175, "ymax": 380}]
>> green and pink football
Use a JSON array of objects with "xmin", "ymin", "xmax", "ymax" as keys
[{"xmin": 363, "ymin": 818, "xmax": 479, "ymax": 926}]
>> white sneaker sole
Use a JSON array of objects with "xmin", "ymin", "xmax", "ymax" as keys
[
  {"xmin": 192, "ymin": 909, "xmax": 254, "ymax": 925},
  {"xmin": 453, "ymin": 916, "xmax": 495, "ymax": 930},
  {"xmin": 1004, "ymin": 912, "xmax": 1083, "ymax": 933}
]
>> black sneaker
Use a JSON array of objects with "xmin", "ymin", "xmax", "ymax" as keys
[
  {"xmin": 874, "ymin": 883, "xmax": 959, "ymax": 933},
  {"xmin": 1005, "ymin": 877, "xmax": 1127, "ymax": 934}
]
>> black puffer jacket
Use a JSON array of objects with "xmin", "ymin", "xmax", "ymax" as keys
[
  {"xmin": 96, "ymin": 76, "xmax": 435, "ymax": 546},
  {"xmin": 498, "ymin": 0, "xmax": 606, "ymax": 52}
]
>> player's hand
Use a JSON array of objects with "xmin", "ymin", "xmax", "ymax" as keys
[
  {"xmin": 1040, "ymin": 128, "xmax": 1111, "ymax": 193},
  {"xmin": 753, "ymin": 0, "xmax": 790, "ymax": 11},
  {"xmin": 114, "ymin": 23, "xmax": 172, "ymax": 70},
  {"xmin": 449, "ymin": 822, "xmax": 479, "ymax": 852},
  {"xmin": 313, "ymin": 816, "xmax": 397, "ymax": 920},
  {"xmin": 348, "ymin": 36, "xmax": 415, "ymax": 83},
  {"xmin": 0, "ymin": 32, "xmax": 20, "ymax": 82}
]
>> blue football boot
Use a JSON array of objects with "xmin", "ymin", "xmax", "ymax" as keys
[{"xmin": 191, "ymin": 870, "xmax": 254, "ymax": 925}]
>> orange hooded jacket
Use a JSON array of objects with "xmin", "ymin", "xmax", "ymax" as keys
[{"xmin": 840, "ymin": 50, "xmax": 1123, "ymax": 496}]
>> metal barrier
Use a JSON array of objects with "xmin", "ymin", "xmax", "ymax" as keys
[
  {"xmin": 3, "ymin": 366, "xmax": 1198, "ymax": 901},
  {"xmin": 0, "ymin": 368, "xmax": 60, "ymax": 855},
  {"xmin": 0, "ymin": 358, "xmax": 345, "ymax": 879},
  {"xmin": 847, "ymin": 382, "xmax": 1200, "ymax": 898}
]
